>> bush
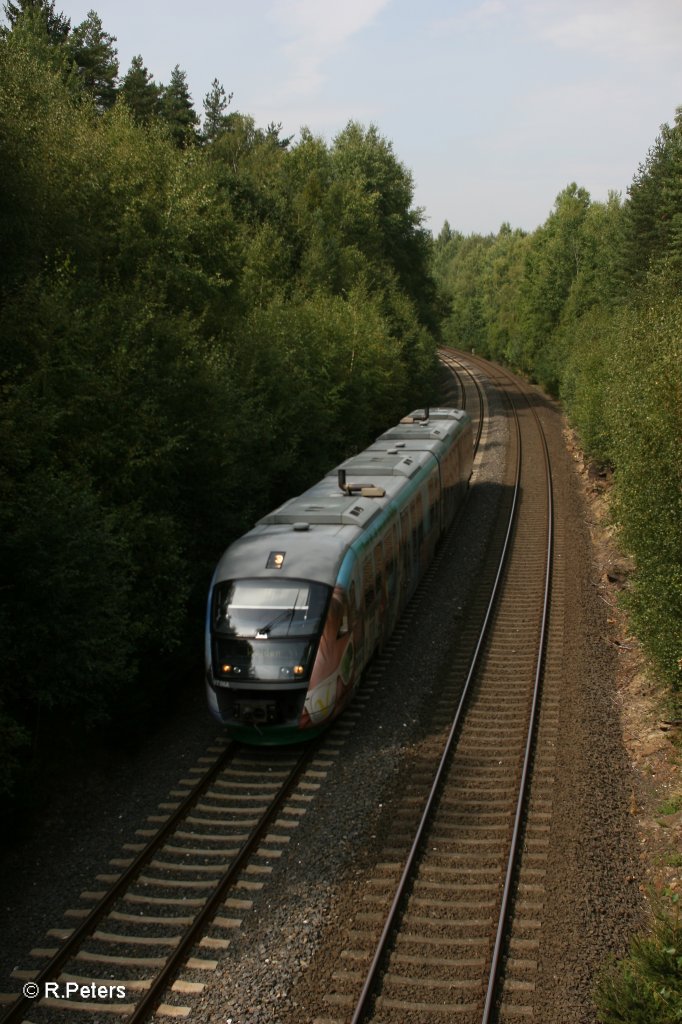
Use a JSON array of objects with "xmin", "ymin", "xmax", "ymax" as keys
[
  {"xmin": 605, "ymin": 274, "xmax": 682, "ymax": 694},
  {"xmin": 595, "ymin": 900, "xmax": 682, "ymax": 1024}
]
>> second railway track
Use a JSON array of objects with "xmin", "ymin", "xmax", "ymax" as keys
[{"xmin": 315, "ymin": 349, "xmax": 559, "ymax": 1024}]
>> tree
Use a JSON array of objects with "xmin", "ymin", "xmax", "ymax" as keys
[
  {"xmin": 621, "ymin": 108, "xmax": 682, "ymax": 288},
  {"xmin": 120, "ymin": 54, "xmax": 160, "ymax": 124},
  {"xmin": 159, "ymin": 64, "xmax": 198, "ymax": 147},
  {"xmin": 69, "ymin": 9, "xmax": 118, "ymax": 110},
  {"xmin": 2, "ymin": 0, "xmax": 70, "ymax": 43},
  {"xmin": 331, "ymin": 122, "xmax": 437, "ymax": 329},
  {"xmin": 202, "ymin": 77, "xmax": 232, "ymax": 143}
]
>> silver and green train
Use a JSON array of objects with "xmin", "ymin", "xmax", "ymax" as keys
[{"xmin": 205, "ymin": 408, "xmax": 473, "ymax": 743}]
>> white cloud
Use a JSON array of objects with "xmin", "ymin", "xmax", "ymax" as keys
[
  {"xmin": 525, "ymin": 0, "xmax": 682, "ymax": 62},
  {"xmin": 429, "ymin": 0, "xmax": 509, "ymax": 36},
  {"xmin": 271, "ymin": 0, "xmax": 393, "ymax": 98}
]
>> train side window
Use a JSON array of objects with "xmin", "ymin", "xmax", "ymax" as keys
[
  {"xmin": 412, "ymin": 494, "xmax": 424, "ymax": 549},
  {"xmin": 374, "ymin": 541, "xmax": 383, "ymax": 597},
  {"xmin": 429, "ymin": 471, "xmax": 439, "ymax": 529},
  {"xmin": 363, "ymin": 556, "xmax": 375, "ymax": 608},
  {"xmin": 400, "ymin": 509, "xmax": 409, "ymax": 546},
  {"xmin": 384, "ymin": 527, "xmax": 395, "ymax": 579}
]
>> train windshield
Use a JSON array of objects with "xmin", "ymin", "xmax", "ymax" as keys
[
  {"xmin": 213, "ymin": 579, "xmax": 330, "ymax": 639},
  {"xmin": 212, "ymin": 579, "xmax": 329, "ymax": 683}
]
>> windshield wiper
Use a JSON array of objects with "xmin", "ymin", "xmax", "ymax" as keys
[{"xmin": 255, "ymin": 594, "xmax": 298, "ymax": 638}]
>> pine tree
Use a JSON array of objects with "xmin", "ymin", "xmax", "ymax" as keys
[
  {"xmin": 159, "ymin": 65, "xmax": 198, "ymax": 148},
  {"xmin": 69, "ymin": 10, "xmax": 118, "ymax": 111},
  {"xmin": 202, "ymin": 77, "xmax": 232, "ymax": 143},
  {"xmin": 120, "ymin": 55, "xmax": 160, "ymax": 124},
  {"xmin": 2, "ymin": 0, "xmax": 70, "ymax": 43},
  {"xmin": 621, "ymin": 108, "xmax": 682, "ymax": 287}
]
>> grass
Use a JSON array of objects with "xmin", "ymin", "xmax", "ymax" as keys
[
  {"xmin": 595, "ymin": 898, "xmax": 682, "ymax": 1024},
  {"xmin": 657, "ymin": 795, "xmax": 682, "ymax": 816}
]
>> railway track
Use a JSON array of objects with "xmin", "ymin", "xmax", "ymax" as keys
[
  {"xmin": 1, "ymin": 742, "xmax": 327, "ymax": 1023},
  {"xmin": 439, "ymin": 352, "xmax": 485, "ymax": 456},
  {"xmin": 3, "ymin": 353, "xmax": 567, "ymax": 1023},
  {"xmin": 315, "ymin": 349, "xmax": 559, "ymax": 1024}
]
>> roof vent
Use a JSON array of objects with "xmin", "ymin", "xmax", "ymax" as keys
[
  {"xmin": 338, "ymin": 468, "xmax": 385, "ymax": 498},
  {"xmin": 293, "ymin": 522, "xmax": 310, "ymax": 532}
]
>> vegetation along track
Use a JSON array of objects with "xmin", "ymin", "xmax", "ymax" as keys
[
  {"xmin": 0, "ymin": 742, "xmax": 327, "ymax": 1022},
  {"xmin": 317, "ymin": 349, "xmax": 559, "ymax": 1024}
]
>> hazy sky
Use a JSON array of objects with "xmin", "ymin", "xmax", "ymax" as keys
[{"xmin": 64, "ymin": 0, "xmax": 682, "ymax": 235}]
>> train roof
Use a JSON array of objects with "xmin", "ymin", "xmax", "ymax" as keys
[
  {"xmin": 212, "ymin": 408, "xmax": 469, "ymax": 589},
  {"xmin": 329, "ymin": 446, "xmax": 436, "ymax": 480},
  {"xmin": 376, "ymin": 407, "xmax": 469, "ymax": 445},
  {"xmin": 211, "ymin": 521, "xmax": 357, "ymax": 588}
]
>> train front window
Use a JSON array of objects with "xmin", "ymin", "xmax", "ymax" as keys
[{"xmin": 213, "ymin": 579, "xmax": 330, "ymax": 639}]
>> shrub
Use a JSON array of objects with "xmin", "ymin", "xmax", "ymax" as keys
[{"xmin": 595, "ymin": 900, "xmax": 682, "ymax": 1024}]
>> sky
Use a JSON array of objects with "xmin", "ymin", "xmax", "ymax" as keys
[{"xmin": 63, "ymin": 0, "xmax": 682, "ymax": 236}]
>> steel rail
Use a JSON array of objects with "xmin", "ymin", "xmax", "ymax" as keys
[
  {"xmin": 470, "ymin": 352, "xmax": 554, "ymax": 1023},
  {"xmin": 0, "ymin": 740, "xmax": 239, "ymax": 1024},
  {"xmin": 349, "ymin": 356, "xmax": 523, "ymax": 1024},
  {"xmin": 127, "ymin": 744, "xmax": 314, "ymax": 1023},
  {"xmin": 440, "ymin": 349, "xmax": 485, "ymax": 458},
  {"xmin": 3, "ymin": 741, "xmax": 316, "ymax": 1024},
  {"xmin": 349, "ymin": 349, "xmax": 554, "ymax": 1024},
  {"xmin": 440, "ymin": 352, "xmax": 483, "ymax": 456}
]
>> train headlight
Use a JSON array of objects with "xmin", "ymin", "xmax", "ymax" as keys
[
  {"xmin": 221, "ymin": 664, "xmax": 233, "ymax": 674},
  {"xmin": 293, "ymin": 665, "xmax": 305, "ymax": 676}
]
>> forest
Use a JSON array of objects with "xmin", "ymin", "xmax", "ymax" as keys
[
  {"xmin": 433, "ymin": 131, "xmax": 681, "ymax": 711},
  {"xmin": 0, "ymin": 1, "xmax": 439, "ymax": 801},
  {"xmin": 1, "ymin": 1, "xmax": 680, "ymax": 816}
]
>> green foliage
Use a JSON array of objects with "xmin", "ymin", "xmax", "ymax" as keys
[
  {"xmin": 605, "ymin": 274, "xmax": 682, "ymax": 691},
  {"xmin": 657, "ymin": 795, "xmax": 682, "ymax": 816},
  {"xmin": 119, "ymin": 54, "xmax": 159, "ymax": 124},
  {"xmin": 0, "ymin": 467, "xmax": 133, "ymax": 717},
  {"xmin": 433, "ymin": 109, "xmax": 682, "ymax": 698},
  {"xmin": 2, "ymin": 0, "xmax": 70, "ymax": 42},
  {"xmin": 559, "ymin": 306, "xmax": 615, "ymax": 462},
  {"xmin": 159, "ymin": 64, "xmax": 199, "ymax": 148},
  {"xmin": 0, "ymin": 25, "xmax": 439, "ymax": 799},
  {"xmin": 621, "ymin": 109, "xmax": 682, "ymax": 289},
  {"xmin": 595, "ymin": 900, "xmax": 682, "ymax": 1024},
  {"xmin": 202, "ymin": 77, "xmax": 232, "ymax": 143},
  {"xmin": 69, "ymin": 9, "xmax": 118, "ymax": 110}
]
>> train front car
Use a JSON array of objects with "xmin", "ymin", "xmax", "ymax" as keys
[
  {"xmin": 206, "ymin": 406, "xmax": 472, "ymax": 744},
  {"xmin": 205, "ymin": 519, "xmax": 360, "ymax": 743}
]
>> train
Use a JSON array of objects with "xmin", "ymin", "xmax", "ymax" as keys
[{"xmin": 205, "ymin": 407, "xmax": 473, "ymax": 743}]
